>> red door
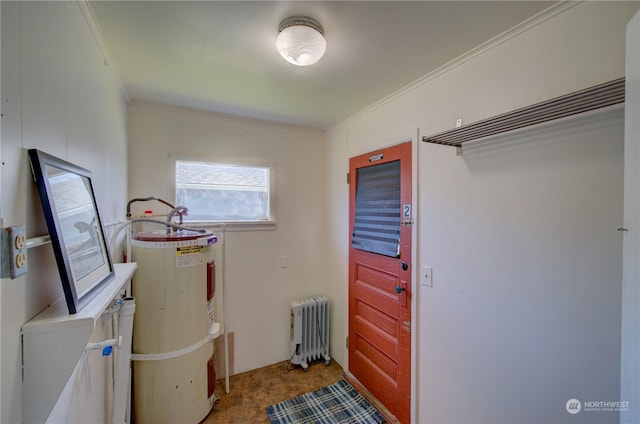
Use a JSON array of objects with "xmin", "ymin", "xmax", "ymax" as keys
[{"xmin": 349, "ymin": 141, "xmax": 412, "ymax": 424}]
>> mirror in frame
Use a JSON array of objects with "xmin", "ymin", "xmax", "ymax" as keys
[{"xmin": 28, "ymin": 149, "xmax": 114, "ymax": 314}]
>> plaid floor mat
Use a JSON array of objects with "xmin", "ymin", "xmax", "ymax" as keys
[{"xmin": 266, "ymin": 379, "xmax": 385, "ymax": 424}]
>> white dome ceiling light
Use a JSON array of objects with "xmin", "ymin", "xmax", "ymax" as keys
[{"xmin": 276, "ymin": 16, "xmax": 326, "ymax": 66}]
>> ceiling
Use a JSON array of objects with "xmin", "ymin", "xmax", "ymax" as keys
[{"xmin": 89, "ymin": 1, "xmax": 554, "ymax": 129}]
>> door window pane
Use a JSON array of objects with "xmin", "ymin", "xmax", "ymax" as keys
[{"xmin": 352, "ymin": 160, "xmax": 401, "ymax": 257}]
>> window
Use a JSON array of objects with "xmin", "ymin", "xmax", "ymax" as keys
[
  {"xmin": 176, "ymin": 160, "xmax": 272, "ymax": 222},
  {"xmin": 351, "ymin": 160, "xmax": 401, "ymax": 257}
]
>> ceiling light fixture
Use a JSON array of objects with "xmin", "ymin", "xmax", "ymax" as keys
[{"xmin": 276, "ymin": 16, "xmax": 326, "ymax": 67}]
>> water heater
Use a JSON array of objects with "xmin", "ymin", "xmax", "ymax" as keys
[{"xmin": 131, "ymin": 229, "xmax": 218, "ymax": 424}]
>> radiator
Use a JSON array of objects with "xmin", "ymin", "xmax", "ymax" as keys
[{"xmin": 290, "ymin": 296, "xmax": 331, "ymax": 371}]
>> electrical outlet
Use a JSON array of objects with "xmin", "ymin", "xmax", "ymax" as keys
[
  {"xmin": 456, "ymin": 118, "xmax": 463, "ymax": 128},
  {"xmin": 1, "ymin": 225, "xmax": 28, "ymax": 279},
  {"xmin": 421, "ymin": 266, "xmax": 433, "ymax": 287}
]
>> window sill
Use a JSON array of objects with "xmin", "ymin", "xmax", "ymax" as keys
[{"xmin": 183, "ymin": 221, "xmax": 277, "ymax": 232}]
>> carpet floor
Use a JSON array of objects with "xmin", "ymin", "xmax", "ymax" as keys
[{"xmin": 201, "ymin": 360, "xmax": 344, "ymax": 423}]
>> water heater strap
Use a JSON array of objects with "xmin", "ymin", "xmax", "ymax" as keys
[{"xmin": 131, "ymin": 322, "xmax": 220, "ymax": 362}]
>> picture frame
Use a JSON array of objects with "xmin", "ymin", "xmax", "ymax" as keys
[{"xmin": 28, "ymin": 149, "xmax": 114, "ymax": 314}]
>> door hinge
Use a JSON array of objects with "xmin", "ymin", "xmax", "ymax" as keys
[
  {"xmin": 346, "ymin": 172, "xmax": 351, "ymax": 184},
  {"xmin": 346, "ymin": 336, "xmax": 349, "ymax": 348}
]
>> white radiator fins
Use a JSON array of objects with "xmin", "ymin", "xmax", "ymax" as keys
[
  {"xmin": 310, "ymin": 300, "xmax": 316, "ymax": 358},
  {"xmin": 289, "ymin": 296, "xmax": 331, "ymax": 371},
  {"xmin": 306, "ymin": 299, "xmax": 312, "ymax": 358}
]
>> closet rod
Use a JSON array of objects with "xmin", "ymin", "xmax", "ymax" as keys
[{"xmin": 422, "ymin": 78, "xmax": 625, "ymax": 148}]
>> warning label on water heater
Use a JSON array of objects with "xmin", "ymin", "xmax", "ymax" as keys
[{"xmin": 176, "ymin": 245, "xmax": 204, "ymax": 268}]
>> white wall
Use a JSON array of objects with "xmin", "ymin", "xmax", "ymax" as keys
[
  {"xmin": 127, "ymin": 101, "xmax": 325, "ymax": 374},
  {"xmin": 0, "ymin": 1, "xmax": 128, "ymax": 422},
  {"xmin": 326, "ymin": 2, "xmax": 637, "ymax": 423},
  {"xmin": 621, "ymin": 10, "xmax": 640, "ymax": 424}
]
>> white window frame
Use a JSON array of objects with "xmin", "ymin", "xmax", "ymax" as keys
[{"xmin": 169, "ymin": 155, "xmax": 276, "ymax": 231}]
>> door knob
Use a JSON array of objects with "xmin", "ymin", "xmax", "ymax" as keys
[
  {"xmin": 401, "ymin": 261, "xmax": 408, "ymax": 271},
  {"xmin": 395, "ymin": 285, "xmax": 406, "ymax": 294}
]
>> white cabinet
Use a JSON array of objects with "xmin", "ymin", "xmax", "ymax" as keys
[{"xmin": 22, "ymin": 262, "xmax": 137, "ymax": 424}]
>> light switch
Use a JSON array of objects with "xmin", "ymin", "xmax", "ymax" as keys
[{"xmin": 422, "ymin": 266, "xmax": 433, "ymax": 287}]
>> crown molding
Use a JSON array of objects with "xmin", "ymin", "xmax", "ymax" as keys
[
  {"xmin": 328, "ymin": 1, "xmax": 580, "ymax": 134},
  {"xmin": 75, "ymin": 0, "xmax": 130, "ymax": 102}
]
